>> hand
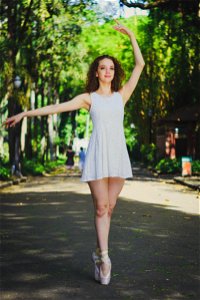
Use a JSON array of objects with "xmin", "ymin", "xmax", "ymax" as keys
[
  {"xmin": 113, "ymin": 19, "xmax": 134, "ymax": 38},
  {"xmin": 3, "ymin": 112, "xmax": 24, "ymax": 128}
]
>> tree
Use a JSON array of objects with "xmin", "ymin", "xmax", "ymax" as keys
[
  {"xmin": 1, "ymin": 2, "xmax": 198, "ymax": 168},
  {"xmin": 120, "ymin": 0, "xmax": 199, "ymax": 15},
  {"xmin": 0, "ymin": 0, "xmax": 34, "ymax": 175},
  {"xmin": 0, "ymin": 0, "xmax": 97, "ymax": 172}
]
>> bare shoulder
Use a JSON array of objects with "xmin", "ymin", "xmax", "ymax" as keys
[{"xmin": 80, "ymin": 92, "xmax": 91, "ymax": 104}]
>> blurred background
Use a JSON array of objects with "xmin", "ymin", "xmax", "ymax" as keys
[{"xmin": 0, "ymin": 0, "xmax": 199, "ymax": 179}]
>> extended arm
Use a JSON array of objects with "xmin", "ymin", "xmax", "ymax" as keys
[
  {"xmin": 4, "ymin": 93, "xmax": 90, "ymax": 128},
  {"xmin": 114, "ymin": 21, "xmax": 145, "ymax": 103}
]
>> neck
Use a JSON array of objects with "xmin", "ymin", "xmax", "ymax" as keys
[{"xmin": 97, "ymin": 83, "xmax": 112, "ymax": 95}]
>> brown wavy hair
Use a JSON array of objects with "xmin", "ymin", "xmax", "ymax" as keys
[{"xmin": 85, "ymin": 55, "xmax": 125, "ymax": 93}]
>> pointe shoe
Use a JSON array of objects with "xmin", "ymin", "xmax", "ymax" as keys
[
  {"xmin": 100, "ymin": 256, "xmax": 112, "ymax": 285},
  {"xmin": 92, "ymin": 252, "xmax": 101, "ymax": 282}
]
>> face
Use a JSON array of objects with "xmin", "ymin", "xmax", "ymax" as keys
[{"xmin": 96, "ymin": 58, "xmax": 115, "ymax": 83}]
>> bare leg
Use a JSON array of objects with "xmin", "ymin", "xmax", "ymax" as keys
[
  {"xmin": 107, "ymin": 177, "xmax": 125, "ymax": 234},
  {"xmin": 88, "ymin": 177, "xmax": 125, "ymax": 276},
  {"xmin": 88, "ymin": 178, "xmax": 109, "ymax": 252},
  {"xmin": 101, "ymin": 177, "xmax": 124, "ymax": 275}
]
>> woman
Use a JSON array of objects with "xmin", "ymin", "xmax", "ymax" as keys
[{"xmin": 4, "ymin": 21, "xmax": 145, "ymax": 285}]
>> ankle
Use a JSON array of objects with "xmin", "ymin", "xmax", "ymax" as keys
[
  {"xmin": 100, "ymin": 250, "xmax": 110, "ymax": 263},
  {"xmin": 101, "ymin": 249, "xmax": 108, "ymax": 257}
]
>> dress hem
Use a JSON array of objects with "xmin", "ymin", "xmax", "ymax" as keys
[{"xmin": 81, "ymin": 174, "xmax": 133, "ymax": 182}]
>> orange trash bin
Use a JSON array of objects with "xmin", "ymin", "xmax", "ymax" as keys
[{"xmin": 181, "ymin": 157, "xmax": 192, "ymax": 176}]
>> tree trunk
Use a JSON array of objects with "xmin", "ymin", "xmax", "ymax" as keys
[
  {"xmin": 8, "ymin": 97, "xmax": 23, "ymax": 175},
  {"xmin": 47, "ymin": 114, "xmax": 55, "ymax": 161},
  {"xmin": 25, "ymin": 116, "xmax": 32, "ymax": 160},
  {"xmin": 41, "ymin": 87, "xmax": 47, "ymax": 163},
  {"xmin": 7, "ymin": 2, "xmax": 23, "ymax": 175}
]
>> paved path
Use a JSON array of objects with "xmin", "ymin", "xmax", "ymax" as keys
[{"xmin": 0, "ymin": 166, "xmax": 199, "ymax": 300}]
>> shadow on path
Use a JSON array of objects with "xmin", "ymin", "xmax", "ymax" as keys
[{"xmin": 0, "ymin": 187, "xmax": 199, "ymax": 300}]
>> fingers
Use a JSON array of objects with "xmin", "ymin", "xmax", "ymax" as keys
[
  {"xmin": 2, "ymin": 118, "xmax": 16, "ymax": 128},
  {"xmin": 114, "ymin": 19, "xmax": 124, "ymax": 28},
  {"xmin": 113, "ymin": 21, "xmax": 133, "ymax": 38},
  {"xmin": 9, "ymin": 121, "xmax": 16, "ymax": 128},
  {"xmin": 8, "ymin": 119, "xmax": 17, "ymax": 127},
  {"xmin": 113, "ymin": 24, "xmax": 122, "ymax": 31},
  {"xmin": 114, "ymin": 19, "xmax": 122, "ymax": 29},
  {"xmin": 113, "ymin": 19, "xmax": 126, "ymax": 33},
  {"xmin": 114, "ymin": 19, "xmax": 120, "ymax": 25}
]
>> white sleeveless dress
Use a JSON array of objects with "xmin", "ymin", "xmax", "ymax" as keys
[{"xmin": 81, "ymin": 92, "xmax": 133, "ymax": 182}]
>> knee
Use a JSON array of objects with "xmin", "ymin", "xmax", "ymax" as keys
[{"xmin": 96, "ymin": 203, "xmax": 108, "ymax": 218}]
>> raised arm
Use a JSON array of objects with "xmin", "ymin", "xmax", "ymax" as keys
[
  {"xmin": 4, "ymin": 93, "xmax": 90, "ymax": 128},
  {"xmin": 113, "ymin": 20, "xmax": 145, "ymax": 103}
]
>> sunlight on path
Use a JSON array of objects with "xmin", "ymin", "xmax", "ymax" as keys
[
  {"xmin": 1, "ymin": 174, "xmax": 199, "ymax": 216},
  {"xmin": 122, "ymin": 179, "xmax": 199, "ymax": 216}
]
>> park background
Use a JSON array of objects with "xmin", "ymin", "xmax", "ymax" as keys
[{"xmin": 0, "ymin": 0, "xmax": 199, "ymax": 179}]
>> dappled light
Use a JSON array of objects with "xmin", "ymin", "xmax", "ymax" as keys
[
  {"xmin": 0, "ymin": 1, "xmax": 199, "ymax": 298},
  {"xmin": 1, "ymin": 173, "xmax": 199, "ymax": 299}
]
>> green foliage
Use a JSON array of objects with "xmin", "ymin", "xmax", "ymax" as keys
[
  {"xmin": 22, "ymin": 157, "xmax": 66, "ymax": 176},
  {"xmin": 0, "ymin": 166, "xmax": 10, "ymax": 180},
  {"xmin": 124, "ymin": 125, "xmax": 138, "ymax": 151},
  {"xmin": 155, "ymin": 159, "xmax": 200, "ymax": 175},
  {"xmin": 1, "ymin": 1, "xmax": 199, "ymax": 162},
  {"xmin": 192, "ymin": 160, "xmax": 200, "ymax": 175},
  {"xmin": 44, "ymin": 158, "xmax": 66, "ymax": 173},
  {"xmin": 0, "ymin": 155, "xmax": 10, "ymax": 180},
  {"xmin": 155, "ymin": 158, "xmax": 181, "ymax": 174},
  {"xmin": 60, "ymin": 122, "xmax": 73, "ymax": 146},
  {"xmin": 1, "ymin": 0, "xmax": 97, "ymax": 162},
  {"xmin": 75, "ymin": 110, "xmax": 93, "ymax": 138},
  {"xmin": 140, "ymin": 143, "xmax": 157, "ymax": 166},
  {"xmin": 75, "ymin": 110, "xmax": 87, "ymax": 138},
  {"xmin": 22, "ymin": 160, "xmax": 45, "ymax": 176}
]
